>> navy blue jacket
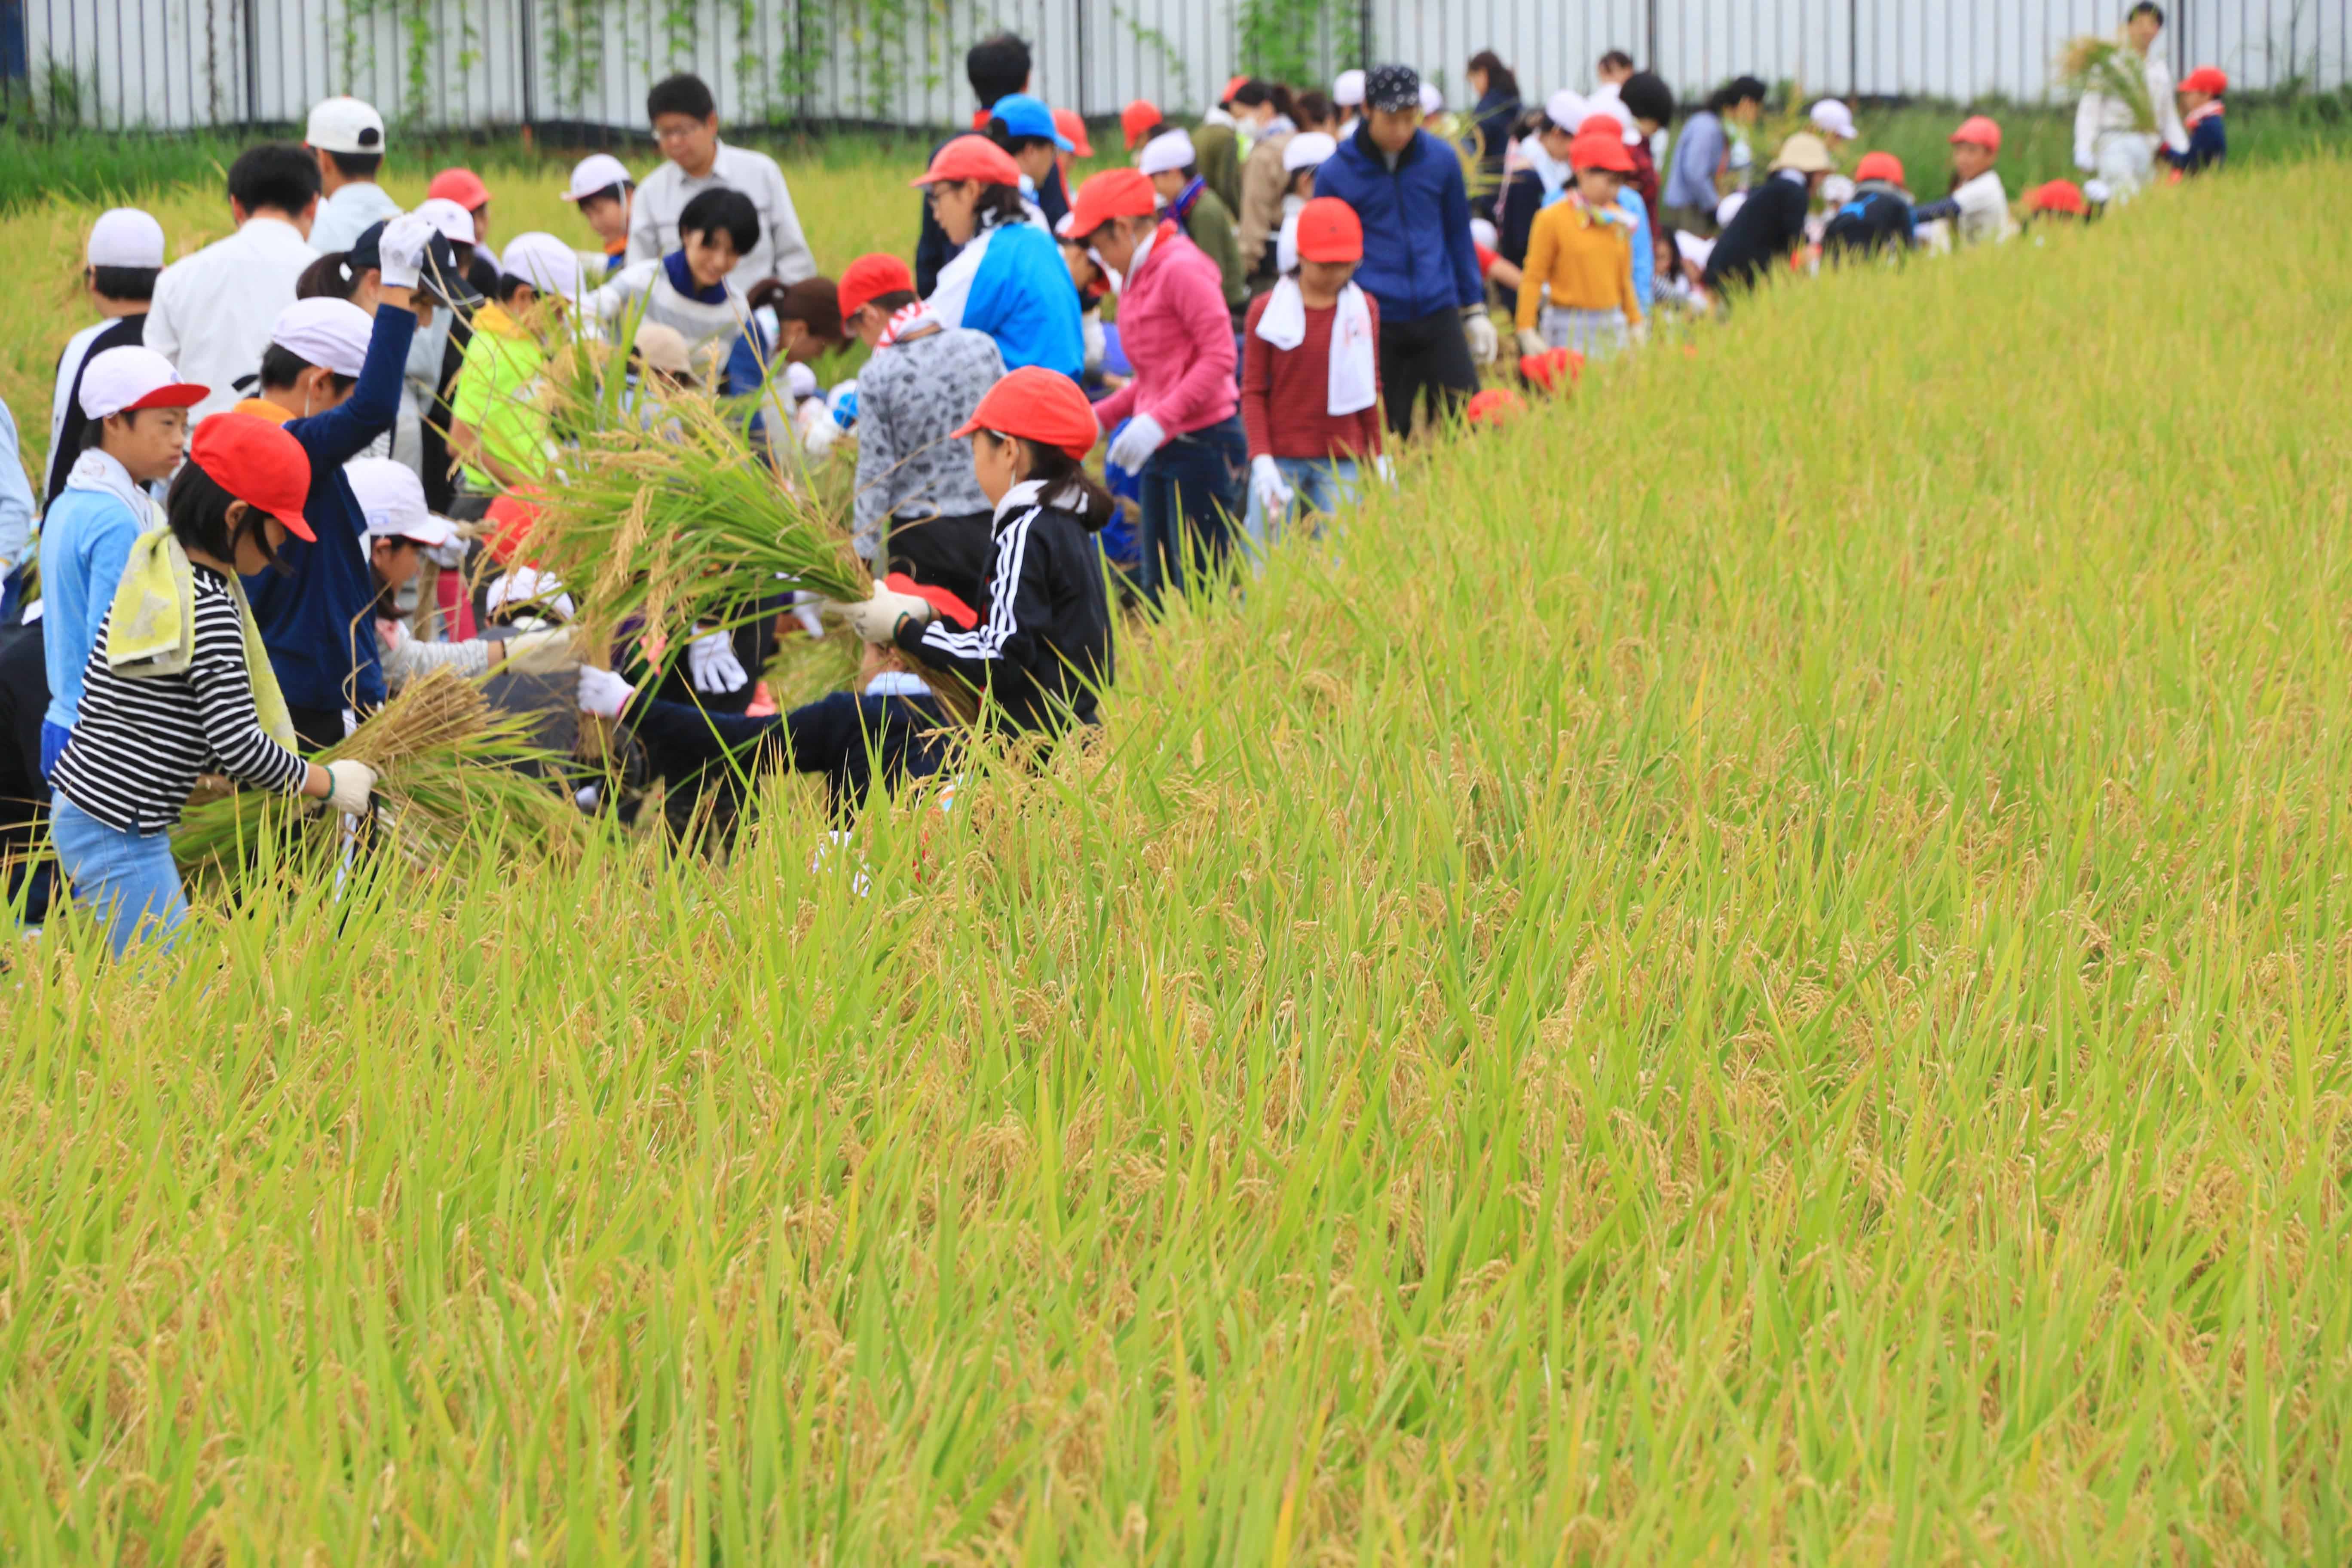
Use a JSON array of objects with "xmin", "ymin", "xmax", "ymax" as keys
[
  {"xmin": 1313, "ymin": 126, "xmax": 1484, "ymax": 325},
  {"xmin": 626, "ymin": 686, "xmax": 952, "ymax": 823},
  {"xmin": 244, "ymin": 302, "xmax": 414, "ymax": 715},
  {"xmin": 2173, "ymin": 113, "xmax": 2226, "ymax": 174}
]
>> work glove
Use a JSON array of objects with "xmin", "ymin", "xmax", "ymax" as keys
[
  {"xmin": 1516, "ymin": 327, "xmax": 1547, "ymax": 360},
  {"xmin": 575, "ymin": 663, "xmax": 637, "ymax": 719},
  {"xmin": 1461, "ymin": 308, "xmax": 1500, "ymax": 365},
  {"xmin": 1249, "ymin": 455, "xmax": 1293, "ymax": 523},
  {"xmin": 501, "ymin": 627, "xmax": 576, "ymax": 675},
  {"xmin": 320, "ymin": 760, "xmax": 379, "ymax": 815},
  {"xmin": 374, "ymin": 211, "xmax": 438, "ymax": 290},
  {"xmin": 687, "ymin": 629, "xmax": 748, "ymax": 695},
  {"xmin": 1372, "ymin": 452, "xmax": 1396, "ymax": 486},
  {"xmin": 839, "ymin": 579, "xmax": 935, "ymax": 644},
  {"xmin": 1106, "ymin": 412, "xmax": 1167, "ymax": 472}
]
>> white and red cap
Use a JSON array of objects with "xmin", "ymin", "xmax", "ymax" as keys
[
  {"xmin": 561, "ymin": 153, "xmax": 634, "ymax": 202},
  {"xmin": 271, "ymin": 297, "xmax": 373, "ymax": 378},
  {"xmin": 345, "ymin": 457, "xmax": 459, "ymax": 548},
  {"xmin": 78, "ymin": 345, "xmax": 207, "ymax": 420},
  {"xmin": 306, "ymin": 95, "xmax": 385, "ymax": 154},
  {"xmin": 499, "ymin": 232, "xmax": 590, "ymax": 300},
  {"xmin": 87, "ymin": 207, "xmax": 166, "ymax": 269},
  {"xmin": 1138, "ymin": 128, "xmax": 1196, "ymax": 177},
  {"xmin": 413, "ymin": 196, "xmax": 480, "ymax": 246}
]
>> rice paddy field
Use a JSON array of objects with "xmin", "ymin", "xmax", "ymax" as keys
[{"xmin": 6, "ymin": 144, "xmax": 2352, "ymax": 1562}]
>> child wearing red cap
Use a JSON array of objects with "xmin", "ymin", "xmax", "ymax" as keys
[
  {"xmin": 833, "ymin": 365, "xmax": 1115, "ymax": 738},
  {"xmin": 1513, "ymin": 126, "xmax": 1642, "ymax": 360},
  {"xmin": 1914, "ymin": 116, "xmax": 2012, "ymax": 248},
  {"xmin": 2171, "ymin": 67, "xmax": 2227, "ymax": 174},
  {"xmin": 2025, "ymin": 180, "xmax": 2091, "ymax": 226},
  {"xmin": 1241, "ymin": 197, "xmax": 1383, "ymax": 555},
  {"xmin": 838, "ymin": 251, "xmax": 1007, "ymax": 608},
  {"xmin": 1821, "ymin": 151, "xmax": 1916, "ymax": 260},
  {"xmin": 47, "ymin": 414, "xmax": 379, "ymax": 955}
]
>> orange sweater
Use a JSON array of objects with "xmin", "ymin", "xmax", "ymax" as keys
[{"xmin": 1514, "ymin": 196, "xmax": 1641, "ymax": 330}]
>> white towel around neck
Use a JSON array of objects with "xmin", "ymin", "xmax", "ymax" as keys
[{"xmin": 1253, "ymin": 277, "xmax": 1377, "ymax": 416}]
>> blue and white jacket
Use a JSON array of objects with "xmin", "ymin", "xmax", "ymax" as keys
[{"xmin": 917, "ymin": 217, "xmax": 1084, "ymax": 380}]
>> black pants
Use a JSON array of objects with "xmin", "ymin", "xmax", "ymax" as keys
[
  {"xmin": 1378, "ymin": 309, "xmax": 1480, "ymax": 438},
  {"xmin": 288, "ymin": 704, "xmax": 348, "ymax": 755}
]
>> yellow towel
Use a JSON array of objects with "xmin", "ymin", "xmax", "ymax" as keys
[{"xmin": 104, "ymin": 527, "xmax": 297, "ymax": 751}]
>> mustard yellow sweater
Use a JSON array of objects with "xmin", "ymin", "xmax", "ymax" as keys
[{"xmin": 1515, "ymin": 197, "xmax": 1641, "ymax": 330}]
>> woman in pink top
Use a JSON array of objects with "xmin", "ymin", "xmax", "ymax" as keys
[{"xmin": 1066, "ymin": 168, "xmax": 1248, "ymax": 605}]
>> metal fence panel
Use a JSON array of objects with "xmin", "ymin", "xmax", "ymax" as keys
[{"xmin": 12, "ymin": 0, "xmax": 2350, "ymax": 133}]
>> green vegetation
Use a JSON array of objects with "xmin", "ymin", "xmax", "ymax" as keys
[{"xmin": 5, "ymin": 155, "xmax": 2350, "ymax": 1560}]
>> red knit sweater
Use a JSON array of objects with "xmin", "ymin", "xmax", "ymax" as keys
[{"xmin": 1240, "ymin": 290, "xmax": 1386, "ymax": 462}]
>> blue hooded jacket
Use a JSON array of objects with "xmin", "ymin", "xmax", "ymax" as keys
[
  {"xmin": 922, "ymin": 218, "xmax": 1084, "ymax": 380},
  {"xmin": 1312, "ymin": 126, "xmax": 1484, "ymax": 325}
]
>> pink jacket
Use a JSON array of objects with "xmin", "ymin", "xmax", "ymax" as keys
[{"xmin": 1093, "ymin": 221, "xmax": 1238, "ymax": 439}]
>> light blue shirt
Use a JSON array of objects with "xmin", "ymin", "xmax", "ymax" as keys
[
  {"xmin": 1666, "ymin": 110, "xmax": 1727, "ymax": 211},
  {"xmin": 38, "ymin": 452, "xmax": 148, "ymax": 734},
  {"xmin": 0, "ymin": 399, "xmax": 32, "ymax": 575},
  {"xmin": 1617, "ymin": 189, "xmax": 1655, "ymax": 311}
]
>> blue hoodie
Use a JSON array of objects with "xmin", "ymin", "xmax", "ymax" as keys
[
  {"xmin": 922, "ymin": 217, "xmax": 1084, "ymax": 379},
  {"xmin": 1312, "ymin": 126, "xmax": 1484, "ymax": 325},
  {"xmin": 243, "ymin": 303, "xmax": 415, "ymax": 716}
]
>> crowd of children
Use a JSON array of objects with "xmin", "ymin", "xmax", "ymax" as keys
[{"xmin": 0, "ymin": 7, "xmax": 2237, "ymax": 954}]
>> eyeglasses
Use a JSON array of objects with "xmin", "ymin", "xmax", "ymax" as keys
[{"xmin": 653, "ymin": 122, "xmax": 703, "ymax": 144}]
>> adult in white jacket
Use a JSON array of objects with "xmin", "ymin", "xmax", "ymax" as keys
[{"xmin": 2073, "ymin": 3, "xmax": 2191, "ymax": 195}]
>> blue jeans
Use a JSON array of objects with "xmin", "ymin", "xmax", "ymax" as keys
[
  {"xmin": 1137, "ymin": 414, "xmax": 1246, "ymax": 605},
  {"xmin": 49, "ymin": 795, "xmax": 187, "ymax": 956},
  {"xmin": 1243, "ymin": 456, "xmax": 1362, "ymax": 560}
]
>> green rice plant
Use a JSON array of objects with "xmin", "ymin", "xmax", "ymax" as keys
[{"xmin": 2059, "ymin": 34, "xmax": 2159, "ymax": 133}]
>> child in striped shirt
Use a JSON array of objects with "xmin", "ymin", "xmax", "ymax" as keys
[{"xmin": 47, "ymin": 415, "xmax": 378, "ymax": 956}]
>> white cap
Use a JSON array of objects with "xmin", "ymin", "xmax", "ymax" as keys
[
  {"xmin": 1819, "ymin": 174, "xmax": 1856, "ymax": 206},
  {"xmin": 1281, "ymin": 131, "xmax": 1338, "ymax": 172},
  {"xmin": 1418, "ymin": 82, "xmax": 1444, "ymax": 116},
  {"xmin": 486, "ymin": 566, "xmax": 573, "ymax": 623},
  {"xmin": 1333, "ymin": 69, "xmax": 1366, "ymax": 107},
  {"xmin": 1714, "ymin": 191, "xmax": 1748, "ymax": 229},
  {"xmin": 1583, "ymin": 97, "xmax": 1642, "ymax": 144},
  {"xmin": 1545, "ymin": 89, "xmax": 1588, "ymax": 132},
  {"xmin": 306, "ymin": 95, "xmax": 385, "ymax": 154},
  {"xmin": 785, "ymin": 362, "xmax": 820, "ymax": 400},
  {"xmin": 562, "ymin": 152, "xmax": 634, "ymax": 202},
  {"xmin": 270, "ymin": 297, "xmax": 373, "ymax": 377},
  {"xmin": 1808, "ymin": 98, "xmax": 1858, "ymax": 141},
  {"xmin": 1469, "ymin": 217, "xmax": 1499, "ymax": 251},
  {"xmin": 78, "ymin": 345, "xmax": 205, "ymax": 420},
  {"xmin": 345, "ymin": 457, "xmax": 458, "ymax": 547},
  {"xmin": 499, "ymin": 232, "xmax": 589, "ymax": 300},
  {"xmin": 87, "ymin": 207, "xmax": 166, "ymax": 269},
  {"xmin": 1138, "ymin": 128, "xmax": 1197, "ymax": 177},
  {"xmin": 413, "ymin": 196, "xmax": 478, "ymax": 245}
]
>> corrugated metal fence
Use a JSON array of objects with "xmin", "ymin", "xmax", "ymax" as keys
[{"xmin": 9, "ymin": 0, "xmax": 2348, "ymax": 134}]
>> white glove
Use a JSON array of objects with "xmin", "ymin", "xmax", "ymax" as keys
[
  {"xmin": 500, "ymin": 627, "xmax": 576, "ymax": 675},
  {"xmin": 840, "ymin": 580, "xmax": 934, "ymax": 644},
  {"xmin": 321, "ymin": 759, "xmax": 378, "ymax": 815},
  {"xmin": 687, "ymin": 630, "xmax": 748, "ymax": 695},
  {"xmin": 1249, "ymin": 454, "xmax": 1293, "ymax": 522},
  {"xmin": 1516, "ymin": 327, "xmax": 1547, "ymax": 360},
  {"xmin": 374, "ymin": 211, "xmax": 437, "ymax": 290},
  {"xmin": 1372, "ymin": 452, "xmax": 1396, "ymax": 486},
  {"xmin": 1462, "ymin": 309, "xmax": 1500, "ymax": 365},
  {"xmin": 575, "ymin": 664, "xmax": 637, "ymax": 718},
  {"xmin": 1106, "ymin": 412, "xmax": 1167, "ymax": 472},
  {"xmin": 804, "ymin": 415, "xmax": 845, "ymax": 458}
]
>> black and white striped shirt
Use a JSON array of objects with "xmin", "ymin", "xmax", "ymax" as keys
[{"xmin": 51, "ymin": 564, "xmax": 311, "ymax": 834}]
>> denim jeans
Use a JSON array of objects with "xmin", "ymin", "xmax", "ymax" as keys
[
  {"xmin": 49, "ymin": 795, "xmax": 187, "ymax": 956},
  {"xmin": 1137, "ymin": 414, "xmax": 1247, "ymax": 605},
  {"xmin": 1243, "ymin": 456, "xmax": 1362, "ymax": 561}
]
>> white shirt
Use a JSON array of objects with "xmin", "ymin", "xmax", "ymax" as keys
[
  {"xmin": 50, "ymin": 321, "xmax": 109, "ymax": 459},
  {"xmin": 1952, "ymin": 170, "xmax": 2013, "ymax": 247},
  {"xmin": 309, "ymin": 181, "xmax": 403, "ymax": 254},
  {"xmin": 2073, "ymin": 40, "xmax": 2192, "ymax": 169},
  {"xmin": 145, "ymin": 216, "xmax": 318, "ymax": 422},
  {"xmin": 625, "ymin": 141, "xmax": 815, "ymax": 292}
]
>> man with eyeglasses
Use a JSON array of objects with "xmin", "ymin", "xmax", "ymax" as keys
[{"xmin": 627, "ymin": 72, "xmax": 815, "ymax": 294}]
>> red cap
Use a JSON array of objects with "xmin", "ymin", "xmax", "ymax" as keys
[
  {"xmin": 1464, "ymin": 388, "xmax": 1525, "ymax": 428},
  {"xmin": 1949, "ymin": 115, "xmax": 2001, "ymax": 153},
  {"xmin": 1519, "ymin": 347, "xmax": 1583, "ymax": 393},
  {"xmin": 882, "ymin": 571, "xmax": 979, "ymax": 631},
  {"xmin": 1052, "ymin": 107, "xmax": 1093, "ymax": 159},
  {"xmin": 426, "ymin": 167, "xmax": 490, "ymax": 209},
  {"xmin": 910, "ymin": 135, "xmax": 1023, "ymax": 188},
  {"xmin": 952, "ymin": 366, "xmax": 1101, "ymax": 461},
  {"xmin": 2180, "ymin": 66, "xmax": 2228, "ymax": 95},
  {"xmin": 1294, "ymin": 196, "xmax": 1363, "ymax": 263},
  {"xmin": 1121, "ymin": 99, "xmax": 1163, "ymax": 150},
  {"xmin": 1568, "ymin": 126, "xmax": 1635, "ymax": 173},
  {"xmin": 484, "ymin": 490, "xmax": 543, "ymax": 565},
  {"xmin": 1064, "ymin": 167, "xmax": 1159, "ymax": 239},
  {"xmin": 837, "ymin": 253, "xmax": 916, "ymax": 321},
  {"xmin": 189, "ymin": 412, "xmax": 314, "ymax": 542},
  {"xmin": 2029, "ymin": 179, "xmax": 2089, "ymax": 214},
  {"xmin": 1220, "ymin": 74, "xmax": 1251, "ymax": 106},
  {"xmin": 1852, "ymin": 150, "xmax": 1906, "ymax": 186}
]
